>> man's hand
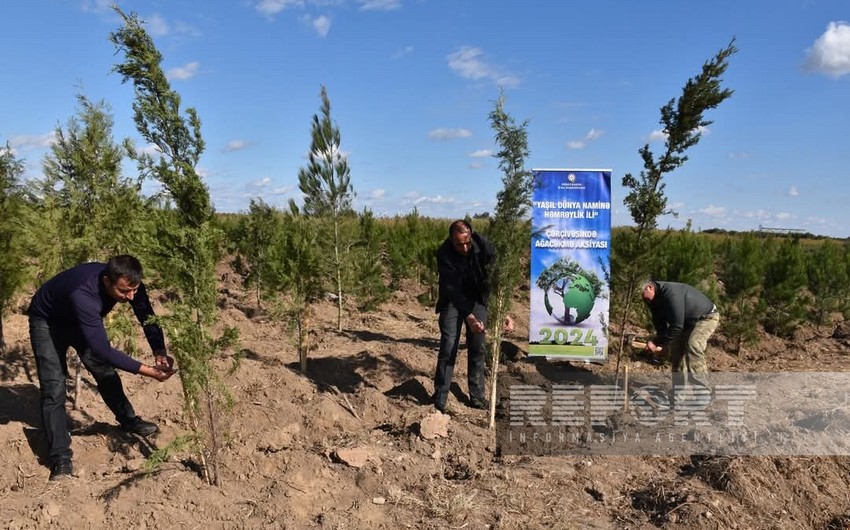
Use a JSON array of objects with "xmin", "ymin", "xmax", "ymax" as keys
[
  {"xmin": 139, "ymin": 364, "xmax": 176, "ymax": 382},
  {"xmin": 503, "ymin": 315, "xmax": 515, "ymax": 334},
  {"xmin": 465, "ymin": 314, "xmax": 486, "ymax": 334},
  {"xmin": 646, "ymin": 341, "xmax": 663, "ymax": 354},
  {"xmin": 154, "ymin": 352, "xmax": 175, "ymax": 372}
]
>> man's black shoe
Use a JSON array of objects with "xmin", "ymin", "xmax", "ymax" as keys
[
  {"xmin": 49, "ymin": 460, "xmax": 73, "ymax": 481},
  {"xmin": 430, "ymin": 393, "xmax": 448, "ymax": 413},
  {"xmin": 120, "ymin": 416, "xmax": 158, "ymax": 436},
  {"xmin": 468, "ymin": 397, "xmax": 489, "ymax": 410}
]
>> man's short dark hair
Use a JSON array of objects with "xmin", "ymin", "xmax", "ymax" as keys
[
  {"xmin": 105, "ymin": 255, "xmax": 143, "ymax": 285},
  {"xmin": 449, "ymin": 219, "xmax": 473, "ymax": 237}
]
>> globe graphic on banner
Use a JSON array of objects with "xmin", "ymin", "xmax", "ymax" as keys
[{"xmin": 561, "ymin": 273, "xmax": 595, "ymax": 324}]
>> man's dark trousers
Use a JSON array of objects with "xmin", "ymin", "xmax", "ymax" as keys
[
  {"xmin": 433, "ymin": 303, "xmax": 487, "ymax": 408},
  {"xmin": 29, "ymin": 316, "xmax": 136, "ymax": 464}
]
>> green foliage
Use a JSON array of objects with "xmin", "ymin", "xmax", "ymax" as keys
[
  {"xmin": 0, "ymin": 141, "xmax": 28, "ymax": 351},
  {"xmin": 110, "ymin": 13, "xmax": 209, "ymax": 228},
  {"xmin": 654, "ymin": 221, "xmax": 716, "ymax": 293},
  {"xmin": 142, "ymin": 433, "xmax": 199, "ymax": 474},
  {"xmin": 621, "ymin": 39, "xmax": 737, "ymax": 232},
  {"xmin": 351, "ymin": 209, "xmax": 390, "ymax": 311},
  {"xmin": 717, "ymin": 232, "xmax": 766, "ymax": 352},
  {"xmin": 297, "ymin": 85, "xmax": 356, "ymax": 331},
  {"xmin": 297, "ymin": 85, "xmax": 354, "ymax": 218},
  {"xmin": 805, "ymin": 239, "xmax": 850, "ymax": 328},
  {"xmin": 266, "ymin": 206, "xmax": 325, "ymax": 371},
  {"xmin": 484, "ymin": 91, "xmax": 533, "ymax": 427},
  {"xmin": 105, "ymin": 305, "xmax": 142, "ymax": 359},
  {"xmin": 486, "ymin": 91, "xmax": 533, "ymax": 316},
  {"xmin": 36, "ymin": 94, "xmax": 148, "ymax": 271},
  {"xmin": 761, "ymin": 237, "xmax": 808, "ymax": 337},
  {"xmin": 232, "ymin": 199, "xmax": 279, "ymax": 309},
  {"xmin": 110, "ymin": 7, "xmax": 236, "ymax": 486},
  {"xmin": 614, "ymin": 40, "xmax": 737, "ymax": 354},
  {"xmin": 382, "ymin": 210, "xmax": 445, "ymax": 303}
]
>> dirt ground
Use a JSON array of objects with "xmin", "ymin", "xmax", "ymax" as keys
[{"xmin": 1, "ymin": 263, "xmax": 849, "ymax": 530}]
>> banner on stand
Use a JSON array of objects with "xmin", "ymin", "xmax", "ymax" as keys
[{"xmin": 529, "ymin": 169, "xmax": 611, "ymax": 361}]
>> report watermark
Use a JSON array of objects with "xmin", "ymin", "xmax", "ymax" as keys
[{"xmin": 496, "ymin": 371, "xmax": 850, "ymax": 456}]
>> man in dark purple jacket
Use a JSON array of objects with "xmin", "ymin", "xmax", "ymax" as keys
[{"xmin": 27, "ymin": 255, "xmax": 175, "ymax": 480}]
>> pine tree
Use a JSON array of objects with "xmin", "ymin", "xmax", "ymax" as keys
[
  {"xmin": 718, "ymin": 232, "xmax": 766, "ymax": 352},
  {"xmin": 38, "ymin": 93, "xmax": 147, "ymax": 270},
  {"xmin": 266, "ymin": 202, "xmax": 324, "ymax": 372},
  {"xmin": 233, "ymin": 198, "xmax": 279, "ymax": 310},
  {"xmin": 297, "ymin": 85, "xmax": 355, "ymax": 331},
  {"xmin": 654, "ymin": 221, "xmax": 716, "ymax": 292},
  {"xmin": 352, "ymin": 208, "xmax": 390, "ymax": 311},
  {"xmin": 0, "ymin": 141, "xmax": 27, "ymax": 352},
  {"xmin": 762, "ymin": 236, "xmax": 808, "ymax": 337},
  {"xmin": 110, "ymin": 7, "xmax": 237, "ymax": 486},
  {"xmin": 806, "ymin": 240, "xmax": 850, "ymax": 330}
]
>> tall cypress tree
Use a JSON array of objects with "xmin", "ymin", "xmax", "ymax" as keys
[
  {"xmin": 613, "ymin": 40, "xmax": 737, "ymax": 368},
  {"xmin": 110, "ymin": 7, "xmax": 237, "ymax": 486},
  {"xmin": 485, "ymin": 90, "xmax": 533, "ymax": 428}
]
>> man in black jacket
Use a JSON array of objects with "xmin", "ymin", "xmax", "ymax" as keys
[
  {"xmin": 641, "ymin": 279, "xmax": 720, "ymax": 395},
  {"xmin": 28, "ymin": 255, "xmax": 176, "ymax": 480},
  {"xmin": 432, "ymin": 220, "xmax": 513, "ymax": 413}
]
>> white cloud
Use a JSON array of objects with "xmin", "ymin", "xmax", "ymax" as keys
[
  {"xmin": 166, "ymin": 62, "xmax": 200, "ymax": 81},
  {"xmin": 251, "ymin": 177, "xmax": 273, "ymax": 188},
  {"xmin": 139, "ymin": 143, "xmax": 163, "ymax": 157},
  {"xmin": 224, "ymin": 140, "xmax": 249, "ymax": 153},
  {"xmin": 271, "ymin": 184, "xmax": 296, "ymax": 195},
  {"xmin": 255, "ymin": 0, "xmax": 304, "ymax": 16},
  {"xmin": 9, "ymin": 132, "xmax": 55, "ymax": 151},
  {"xmin": 391, "ymin": 45, "xmax": 414, "ymax": 59},
  {"xmin": 308, "ymin": 15, "xmax": 332, "ymax": 37},
  {"xmin": 146, "ymin": 13, "xmax": 170, "ymax": 37},
  {"xmin": 447, "ymin": 46, "xmax": 520, "ymax": 88},
  {"xmin": 358, "ymin": 0, "xmax": 401, "ymax": 11},
  {"xmin": 775, "ymin": 212, "xmax": 791, "ymax": 220},
  {"xmin": 788, "ymin": 185, "xmax": 799, "ymax": 197},
  {"xmin": 428, "ymin": 128, "xmax": 472, "ymax": 140},
  {"xmin": 81, "ymin": 0, "xmax": 111, "ymax": 14},
  {"xmin": 647, "ymin": 126, "xmax": 708, "ymax": 143},
  {"xmin": 368, "ymin": 188, "xmax": 386, "ymax": 199},
  {"xmin": 410, "ymin": 194, "xmax": 456, "ymax": 205},
  {"xmin": 586, "ymin": 128, "xmax": 604, "ymax": 141},
  {"xmin": 698, "ymin": 205, "xmax": 726, "ymax": 217},
  {"xmin": 469, "ymin": 162, "xmax": 484, "ymax": 170},
  {"xmin": 804, "ymin": 21, "xmax": 850, "ymax": 77},
  {"xmin": 648, "ymin": 129, "xmax": 667, "ymax": 142},
  {"xmin": 469, "ymin": 149, "xmax": 491, "ymax": 158},
  {"xmin": 566, "ymin": 128, "xmax": 604, "ymax": 150}
]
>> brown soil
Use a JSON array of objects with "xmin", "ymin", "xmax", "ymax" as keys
[{"xmin": 1, "ymin": 263, "xmax": 849, "ymax": 530}]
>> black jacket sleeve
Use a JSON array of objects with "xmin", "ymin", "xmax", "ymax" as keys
[{"xmin": 130, "ymin": 282, "xmax": 166, "ymax": 353}]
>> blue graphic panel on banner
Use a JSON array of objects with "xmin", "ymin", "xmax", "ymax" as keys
[{"xmin": 529, "ymin": 169, "xmax": 611, "ymax": 361}]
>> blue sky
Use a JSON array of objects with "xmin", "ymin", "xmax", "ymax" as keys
[{"xmin": 2, "ymin": 0, "xmax": 849, "ymax": 237}]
